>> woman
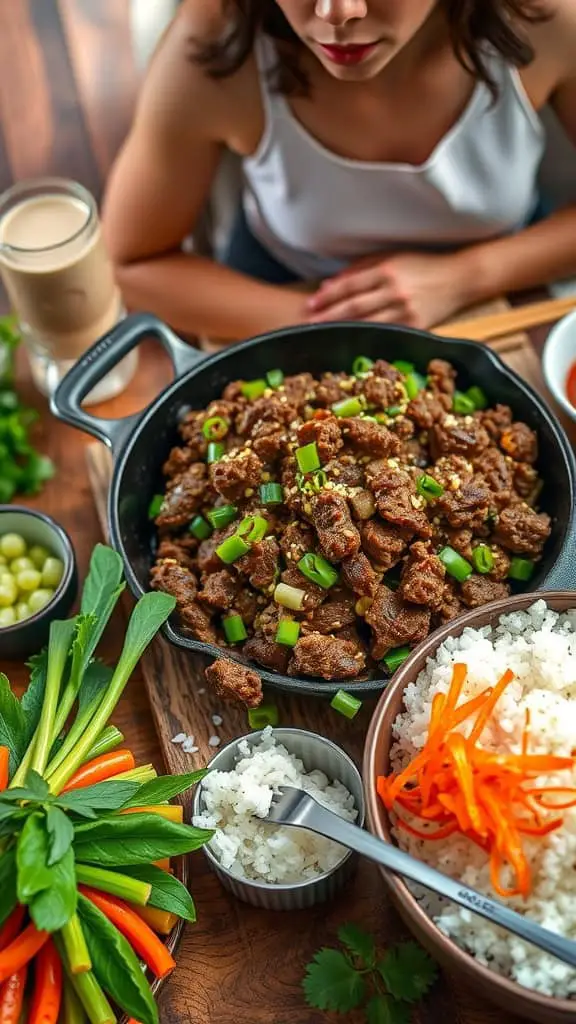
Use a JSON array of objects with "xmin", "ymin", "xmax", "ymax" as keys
[{"xmin": 103, "ymin": 0, "xmax": 576, "ymax": 344}]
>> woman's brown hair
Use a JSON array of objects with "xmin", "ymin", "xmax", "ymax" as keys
[{"xmin": 193, "ymin": 0, "xmax": 546, "ymax": 96}]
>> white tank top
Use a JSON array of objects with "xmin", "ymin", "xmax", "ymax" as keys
[{"xmin": 242, "ymin": 37, "xmax": 545, "ymax": 280}]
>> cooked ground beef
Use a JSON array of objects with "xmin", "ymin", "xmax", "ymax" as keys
[
  {"xmin": 205, "ymin": 658, "xmax": 263, "ymax": 708},
  {"xmin": 149, "ymin": 358, "xmax": 551, "ymax": 681}
]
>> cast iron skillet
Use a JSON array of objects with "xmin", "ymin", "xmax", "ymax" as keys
[{"xmin": 51, "ymin": 313, "xmax": 576, "ymax": 698}]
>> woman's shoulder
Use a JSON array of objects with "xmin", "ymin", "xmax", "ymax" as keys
[
  {"xmin": 138, "ymin": 0, "xmax": 259, "ymax": 143},
  {"xmin": 522, "ymin": 0, "xmax": 576, "ymax": 71}
]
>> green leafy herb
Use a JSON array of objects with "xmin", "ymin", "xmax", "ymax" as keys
[
  {"xmin": 121, "ymin": 864, "xmax": 197, "ymax": 922},
  {"xmin": 0, "ymin": 850, "xmax": 18, "ymax": 929},
  {"xmin": 77, "ymin": 894, "xmax": 159, "ymax": 1024},
  {"xmin": 58, "ymin": 781, "xmax": 141, "ymax": 817},
  {"xmin": 303, "ymin": 926, "xmax": 438, "ymax": 1022},
  {"xmin": 73, "ymin": 813, "xmax": 214, "ymax": 866},
  {"xmin": 0, "ymin": 672, "xmax": 27, "ymax": 776},
  {"xmin": 30, "ymin": 846, "xmax": 77, "ymax": 932},
  {"xmin": 16, "ymin": 812, "xmax": 52, "ymax": 902},
  {"xmin": 122, "ymin": 769, "xmax": 207, "ymax": 808},
  {"xmin": 45, "ymin": 805, "xmax": 75, "ymax": 865},
  {"xmin": 21, "ymin": 650, "xmax": 48, "ymax": 748}
]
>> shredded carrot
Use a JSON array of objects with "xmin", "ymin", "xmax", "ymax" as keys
[
  {"xmin": 0, "ymin": 925, "xmax": 49, "ymax": 984},
  {"xmin": 62, "ymin": 750, "xmax": 136, "ymax": 792},
  {"xmin": 377, "ymin": 662, "xmax": 576, "ymax": 899},
  {"xmin": 29, "ymin": 940, "xmax": 62, "ymax": 1024},
  {"xmin": 0, "ymin": 967, "xmax": 27, "ymax": 1024},
  {"xmin": 0, "ymin": 749, "xmax": 9, "ymax": 792},
  {"xmin": 0, "ymin": 910, "xmax": 25, "ymax": 955},
  {"xmin": 79, "ymin": 888, "xmax": 175, "ymax": 979}
]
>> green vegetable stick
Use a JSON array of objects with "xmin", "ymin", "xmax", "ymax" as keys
[
  {"xmin": 83, "ymin": 727, "xmax": 124, "ymax": 762},
  {"xmin": 68, "ymin": 972, "xmax": 114, "ymax": 1024},
  {"xmin": 29, "ymin": 618, "xmax": 77, "ymax": 776},
  {"xmin": 49, "ymin": 592, "xmax": 175, "ymax": 793},
  {"xmin": 60, "ymin": 913, "xmax": 92, "ymax": 975},
  {"xmin": 63, "ymin": 979, "xmax": 88, "ymax": 1024},
  {"xmin": 75, "ymin": 865, "xmax": 151, "ymax": 907}
]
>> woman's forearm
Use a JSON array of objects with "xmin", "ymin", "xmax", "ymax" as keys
[
  {"xmin": 114, "ymin": 251, "xmax": 307, "ymax": 342},
  {"xmin": 459, "ymin": 206, "xmax": 576, "ymax": 305}
]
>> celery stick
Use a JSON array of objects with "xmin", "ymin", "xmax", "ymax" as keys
[
  {"xmin": 83, "ymin": 726, "xmax": 124, "ymax": 762},
  {"xmin": 113, "ymin": 764, "xmax": 157, "ymax": 784},
  {"xmin": 63, "ymin": 979, "xmax": 88, "ymax": 1024},
  {"xmin": 61, "ymin": 913, "xmax": 92, "ymax": 975},
  {"xmin": 75, "ymin": 865, "xmax": 151, "ymax": 906}
]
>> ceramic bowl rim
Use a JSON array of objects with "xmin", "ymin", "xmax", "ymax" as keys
[
  {"xmin": 193, "ymin": 726, "xmax": 365, "ymax": 892},
  {"xmin": 542, "ymin": 309, "xmax": 576, "ymax": 423},
  {"xmin": 363, "ymin": 590, "xmax": 576, "ymax": 1017},
  {"xmin": 0, "ymin": 505, "xmax": 76, "ymax": 636}
]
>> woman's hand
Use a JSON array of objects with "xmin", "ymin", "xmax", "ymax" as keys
[{"xmin": 305, "ymin": 250, "xmax": 472, "ymax": 330}]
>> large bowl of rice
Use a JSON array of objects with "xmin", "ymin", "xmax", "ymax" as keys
[{"xmin": 363, "ymin": 592, "xmax": 576, "ymax": 1024}]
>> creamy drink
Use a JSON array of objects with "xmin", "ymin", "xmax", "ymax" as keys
[{"xmin": 0, "ymin": 178, "xmax": 135, "ymax": 401}]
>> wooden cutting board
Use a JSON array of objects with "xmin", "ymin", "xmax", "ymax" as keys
[{"xmin": 86, "ymin": 313, "xmax": 565, "ymax": 1024}]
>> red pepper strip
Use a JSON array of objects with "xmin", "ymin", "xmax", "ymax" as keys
[
  {"xmin": 467, "ymin": 669, "xmax": 515, "ymax": 745},
  {"xmin": 396, "ymin": 817, "xmax": 459, "ymax": 841},
  {"xmin": 516, "ymin": 818, "xmax": 563, "ymax": 837},
  {"xmin": 0, "ymin": 925, "xmax": 48, "ymax": 985},
  {"xmin": 446, "ymin": 734, "xmax": 487, "ymax": 837},
  {"xmin": 0, "ymin": 748, "xmax": 9, "ymax": 792},
  {"xmin": 0, "ymin": 911, "xmax": 25, "ymax": 955},
  {"xmin": 29, "ymin": 939, "xmax": 62, "ymax": 1024},
  {"xmin": 0, "ymin": 967, "xmax": 27, "ymax": 1024}
]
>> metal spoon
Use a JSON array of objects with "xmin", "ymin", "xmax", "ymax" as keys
[{"xmin": 262, "ymin": 786, "xmax": 576, "ymax": 969}]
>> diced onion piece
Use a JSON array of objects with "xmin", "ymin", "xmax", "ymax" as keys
[{"xmin": 274, "ymin": 582, "xmax": 306, "ymax": 611}]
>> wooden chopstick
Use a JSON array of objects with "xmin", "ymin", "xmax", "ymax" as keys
[{"xmin": 433, "ymin": 296, "xmax": 576, "ymax": 341}]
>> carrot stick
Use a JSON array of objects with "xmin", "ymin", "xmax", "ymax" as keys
[
  {"xmin": 0, "ymin": 910, "xmax": 25, "ymax": 954},
  {"xmin": 0, "ymin": 748, "xmax": 9, "ymax": 792},
  {"xmin": 30, "ymin": 940, "xmax": 62, "ymax": 1024},
  {"xmin": 0, "ymin": 925, "xmax": 48, "ymax": 984},
  {"xmin": 61, "ymin": 751, "xmax": 136, "ymax": 792},
  {"xmin": 0, "ymin": 967, "xmax": 27, "ymax": 1024},
  {"xmin": 153, "ymin": 860, "xmax": 171, "ymax": 872},
  {"xmin": 79, "ymin": 888, "xmax": 175, "ymax": 979},
  {"xmin": 121, "ymin": 805, "xmax": 183, "ymax": 824},
  {"xmin": 134, "ymin": 904, "xmax": 178, "ymax": 936}
]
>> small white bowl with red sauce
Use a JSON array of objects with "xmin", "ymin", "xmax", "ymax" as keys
[{"xmin": 542, "ymin": 309, "xmax": 576, "ymax": 421}]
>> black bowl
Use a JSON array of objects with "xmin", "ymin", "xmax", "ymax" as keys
[
  {"xmin": 0, "ymin": 506, "xmax": 78, "ymax": 660},
  {"xmin": 50, "ymin": 314, "xmax": 576, "ymax": 697}
]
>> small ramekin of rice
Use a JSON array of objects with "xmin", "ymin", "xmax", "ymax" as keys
[
  {"xmin": 193, "ymin": 727, "xmax": 365, "ymax": 910},
  {"xmin": 364, "ymin": 593, "xmax": 576, "ymax": 1024}
]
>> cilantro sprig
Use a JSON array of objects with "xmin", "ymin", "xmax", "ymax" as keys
[
  {"xmin": 303, "ymin": 924, "xmax": 438, "ymax": 1022},
  {"xmin": 0, "ymin": 315, "xmax": 55, "ymax": 500}
]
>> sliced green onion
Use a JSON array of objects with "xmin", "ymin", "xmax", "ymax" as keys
[
  {"xmin": 248, "ymin": 704, "xmax": 280, "ymax": 730},
  {"xmin": 223, "ymin": 614, "xmax": 248, "ymax": 644},
  {"xmin": 148, "ymin": 494, "xmax": 164, "ymax": 519},
  {"xmin": 404, "ymin": 371, "xmax": 427, "ymax": 400},
  {"xmin": 331, "ymin": 395, "xmax": 366, "ymax": 418},
  {"xmin": 207, "ymin": 441, "xmax": 225, "ymax": 464},
  {"xmin": 202, "ymin": 415, "xmax": 229, "ymax": 441},
  {"xmin": 296, "ymin": 442, "xmax": 321, "ymax": 474},
  {"xmin": 297, "ymin": 469, "xmax": 327, "ymax": 494},
  {"xmin": 275, "ymin": 618, "xmax": 301, "ymax": 647},
  {"xmin": 472, "ymin": 544, "xmax": 494, "ymax": 574},
  {"xmin": 416, "ymin": 473, "xmax": 445, "ymax": 500},
  {"xmin": 241, "ymin": 379, "xmax": 267, "ymax": 400},
  {"xmin": 298, "ymin": 553, "xmax": 339, "ymax": 590},
  {"xmin": 260, "ymin": 482, "xmax": 284, "ymax": 505},
  {"xmin": 237, "ymin": 514, "xmax": 268, "ymax": 545},
  {"xmin": 382, "ymin": 646, "xmax": 412, "ymax": 672},
  {"xmin": 189, "ymin": 515, "xmax": 212, "ymax": 540},
  {"xmin": 508, "ymin": 557, "xmax": 535, "ymax": 582},
  {"xmin": 392, "ymin": 360, "xmax": 415, "ymax": 374},
  {"xmin": 352, "ymin": 355, "xmax": 374, "ymax": 377},
  {"xmin": 216, "ymin": 535, "xmax": 250, "ymax": 564},
  {"xmin": 330, "ymin": 689, "xmax": 362, "ymax": 719},
  {"xmin": 466, "ymin": 385, "xmax": 488, "ymax": 410},
  {"xmin": 207, "ymin": 504, "xmax": 238, "ymax": 529},
  {"xmin": 266, "ymin": 368, "xmax": 284, "ymax": 390},
  {"xmin": 274, "ymin": 582, "xmax": 306, "ymax": 611},
  {"xmin": 384, "ymin": 406, "xmax": 403, "ymax": 418},
  {"xmin": 439, "ymin": 546, "xmax": 473, "ymax": 582},
  {"xmin": 453, "ymin": 391, "xmax": 476, "ymax": 415}
]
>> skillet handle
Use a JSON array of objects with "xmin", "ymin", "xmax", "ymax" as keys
[{"xmin": 50, "ymin": 312, "xmax": 205, "ymax": 454}]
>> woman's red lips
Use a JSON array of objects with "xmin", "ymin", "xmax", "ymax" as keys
[{"xmin": 317, "ymin": 42, "xmax": 377, "ymax": 65}]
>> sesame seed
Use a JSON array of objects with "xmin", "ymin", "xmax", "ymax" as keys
[{"xmin": 245, "ymin": 488, "xmax": 255, "ymax": 497}]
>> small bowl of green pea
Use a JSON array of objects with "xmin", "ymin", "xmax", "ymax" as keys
[{"xmin": 0, "ymin": 506, "xmax": 78, "ymax": 659}]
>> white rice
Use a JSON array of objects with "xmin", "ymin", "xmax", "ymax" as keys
[
  {"xmin": 390, "ymin": 599, "xmax": 576, "ymax": 999},
  {"xmin": 193, "ymin": 727, "xmax": 358, "ymax": 884}
]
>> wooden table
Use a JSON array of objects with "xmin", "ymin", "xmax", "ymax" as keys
[{"xmin": 2, "ymin": 318, "xmax": 570, "ymax": 1024}]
